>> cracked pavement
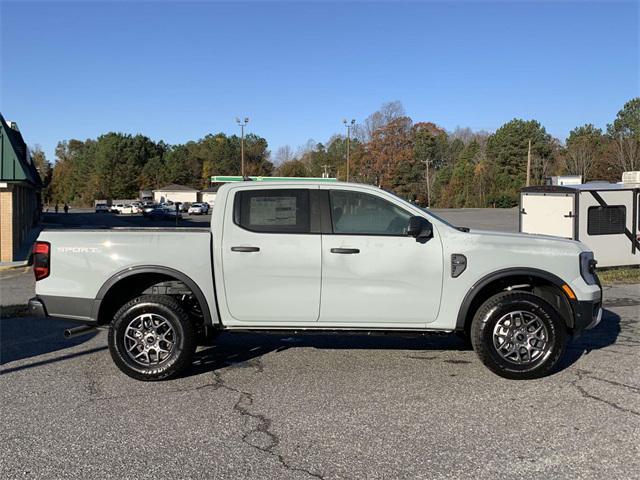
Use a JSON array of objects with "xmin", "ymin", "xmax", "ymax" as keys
[{"xmin": 1, "ymin": 278, "xmax": 638, "ymax": 479}]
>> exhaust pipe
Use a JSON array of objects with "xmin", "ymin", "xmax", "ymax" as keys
[{"xmin": 64, "ymin": 325, "xmax": 97, "ymax": 339}]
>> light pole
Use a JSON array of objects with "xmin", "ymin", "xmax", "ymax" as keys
[
  {"xmin": 343, "ymin": 118, "xmax": 355, "ymax": 181},
  {"xmin": 236, "ymin": 117, "xmax": 249, "ymax": 177}
]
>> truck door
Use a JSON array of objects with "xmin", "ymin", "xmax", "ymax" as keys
[
  {"xmin": 319, "ymin": 188, "xmax": 443, "ymax": 325},
  {"xmin": 221, "ymin": 187, "xmax": 321, "ymax": 322}
]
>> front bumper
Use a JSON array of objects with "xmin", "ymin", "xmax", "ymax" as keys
[
  {"xmin": 572, "ymin": 278, "xmax": 603, "ymax": 334},
  {"xmin": 574, "ymin": 299, "xmax": 603, "ymax": 333}
]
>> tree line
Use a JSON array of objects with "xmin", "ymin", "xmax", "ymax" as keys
[{"xmin": 38, "ymin": 97, "xmax": 639, "ymax": 207}]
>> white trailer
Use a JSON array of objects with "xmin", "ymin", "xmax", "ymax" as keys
[{"xmin": 519, "ymin": 183, "xmax": 640, "ymax": 267}]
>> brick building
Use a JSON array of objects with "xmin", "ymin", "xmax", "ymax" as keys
[{"xmin": 0, "ymin": 114, "xmax": 43, "ymax": 263}]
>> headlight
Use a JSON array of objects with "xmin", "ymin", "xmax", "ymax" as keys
[{"xmin": 580, "ymin": 251, "xmax": 598, "ymax": 285}]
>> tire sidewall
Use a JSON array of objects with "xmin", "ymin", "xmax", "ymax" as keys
[
  {"xmin": 108, "ymin": 298, "xmax": 193, "ymax": 381},
  {"xmin": 473, "ymin": 294, "xmax": 567, "ymax": 379}
]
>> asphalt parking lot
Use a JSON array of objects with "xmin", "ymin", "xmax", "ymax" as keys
[{"xmin": 1, "ymin": 209, "xmax": 638, "ymax": 479}]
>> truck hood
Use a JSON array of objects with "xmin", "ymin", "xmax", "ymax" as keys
[{"xmin": 463, "ymin": 228, "xmax": 588, "ymax": 254}]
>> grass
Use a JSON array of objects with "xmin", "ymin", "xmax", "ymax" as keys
[{"xmin": 598, "ymin": 267, "xmax": 640, "ymax": 286}]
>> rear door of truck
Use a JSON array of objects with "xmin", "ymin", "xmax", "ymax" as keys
[{"xmin": 220, "ymin": 185, "xmax": 322, "ymax": 322}]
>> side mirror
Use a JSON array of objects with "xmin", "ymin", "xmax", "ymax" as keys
[{"xmin": 407, "ymin": 216, "xmax": 433, "ymax": 241}]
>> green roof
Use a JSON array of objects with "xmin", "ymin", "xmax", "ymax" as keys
[{"xmin": 0, "ymin": 113, "xmax": 42, "ymax": 187}]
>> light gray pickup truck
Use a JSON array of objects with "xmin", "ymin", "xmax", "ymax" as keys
[{"xmin": 29, "ymin": 181, "xmax": 603, "ymax": 381}]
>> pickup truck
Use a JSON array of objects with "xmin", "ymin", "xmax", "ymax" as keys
[{"xmin": 29, "ymin": 181, "xmax": 603, "ymax": 381}]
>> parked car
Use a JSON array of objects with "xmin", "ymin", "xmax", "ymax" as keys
[
  {"xmin": 113, "ymin": 204, "xmax": 136, "ymax": 215},
  {"xmin": 110, "ymin": 204, "xmax": 124, "ymax": 213},
  {"xmin": 188, "ymin": 203, "xmax": 209, "ymax": 215},
  {"xmin": 142, "ymin": 204, "xmax": 159, "ymax": 216},
  {"xmin": 29, "ymin": 181, "xmax": 602, "ymax": 381},
  {"xmin": 95, "ymin": 204, "xmax": 109, "ymax": 213},
  {"xmin": 147, "ymin": 207, "xmax": 181, "ymax": 221}
]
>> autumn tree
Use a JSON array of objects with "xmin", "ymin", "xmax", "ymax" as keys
[{"xmin": 364, "ymin": 117, "xmax": 414, "ymax": 192}]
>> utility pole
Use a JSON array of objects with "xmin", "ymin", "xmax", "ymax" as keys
[
  {"xmin": 526, "ymin": 138, "xmax": 532, "ymax": 187},
  {"xmin": 343, "ymin": 118, "xmax": 355, "ymax": 181},
  {"xmin": 236, "ymin": 117, "xmax": 250, "ymax": 177}
]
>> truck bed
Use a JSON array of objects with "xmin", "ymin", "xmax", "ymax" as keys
[{"xmin": 35, "ymin": 229, "xmax": 215, "ymax": 322}]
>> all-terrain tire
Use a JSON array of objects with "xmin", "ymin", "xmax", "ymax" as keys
[
  {"xmin": 470, "ymin": 291, "xmax": 567, "ymax": 380},
  {"xmin": 108, "ymin": 294, "xmax": 197, "ymax": 381}
]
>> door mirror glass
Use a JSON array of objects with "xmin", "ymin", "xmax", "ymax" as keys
[{"xmin": 407, "ymin": 216, "xmax": 433, "ymax": 240}]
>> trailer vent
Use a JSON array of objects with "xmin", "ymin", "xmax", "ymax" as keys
[{"xmin": 587, "ymin": 206, "xmax": 626, "ymax": 236}]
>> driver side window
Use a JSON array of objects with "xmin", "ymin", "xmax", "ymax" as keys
[{"xmin": 329, "ymin": 190, "xmax": 412, "ymax": 235}]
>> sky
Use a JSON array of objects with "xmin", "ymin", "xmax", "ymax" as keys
[{"xmin": 1, "ymin": 0, "xmax": 639, "ymax": 163}]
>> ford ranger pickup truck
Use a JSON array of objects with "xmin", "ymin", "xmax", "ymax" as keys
[{"xmin": 28, "ymin": 181, "xmax": 603, "ymax": 381}]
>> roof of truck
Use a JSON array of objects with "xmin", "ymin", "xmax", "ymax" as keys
[{"xmin": 522, "ymin": 183, "xmax": 640, "ymax": 193}]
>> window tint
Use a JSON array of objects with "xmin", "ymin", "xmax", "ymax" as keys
[
  {"xmin": 236, "ymin": 189, "xmax": 310, "ymax": 233},
  {"xmin": 329, "ymin": 190, "xmax": 411, "ymax": 235},
  {"xmin": 587, "ymin": 205, "xmax": 626, "ymax": 235}
]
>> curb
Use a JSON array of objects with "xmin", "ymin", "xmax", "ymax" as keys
[{"xmin": 0, "ymin": 261, "xmax": 29, "ymax": 271}]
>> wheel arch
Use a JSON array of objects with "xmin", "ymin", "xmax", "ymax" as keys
[
  {"xmin": 91, "ymin": 265, "xmax": 217, "ymax": 327},
  {"xmin": 456, "ymin": 268, "xmax": 576, "ymax": 334}
]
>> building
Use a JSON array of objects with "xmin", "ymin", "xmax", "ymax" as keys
[
  {"xmin": 153, "ymin": 184, "xmax": 199, "ymax": 204},
  {"xmin": 0, "ymin": 114, "xmax": 43, "ymax": 263},
  {"xmin": 200, "ymin": 185, "xmax": 221, "ymax": 206}
]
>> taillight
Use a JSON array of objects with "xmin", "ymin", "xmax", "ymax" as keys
[{"xmin": 32, "ymin": 241, "xmax": 50, "ymax": 281}]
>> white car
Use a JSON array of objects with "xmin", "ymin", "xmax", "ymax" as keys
[
  {"xmin": 113, "ymin": 204, "xmax": 136, "ymax": 215},
  {"xmin": 188, "ymin": 203, "xmax": 209, "ymax": 215}
]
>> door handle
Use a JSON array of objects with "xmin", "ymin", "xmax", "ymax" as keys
[
  {"xmin": 330, "ymin": 248, "xmax": 360, "ymax": 254},
  {"xmin": 231, "ymin": 246, "xmax": 260, "ymax": 252}
]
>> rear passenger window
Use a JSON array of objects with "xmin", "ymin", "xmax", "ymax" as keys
[
  {"xmin": 235, "ymin": 189, "xmax": 310, "ymax": 233},
  {"xmin": 587, "ymin": 206, "xmax": 626, "ymax": 235}
]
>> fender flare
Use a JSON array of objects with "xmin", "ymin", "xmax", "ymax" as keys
[
  {"xmin": 455, "ymin": 267, "xmax": 575, "ymax": 331},
  {"xmin": 91, "ymin": 265, "xmax": 216, "ymax": 325}
]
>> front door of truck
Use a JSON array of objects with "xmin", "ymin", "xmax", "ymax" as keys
[
  {"xmin": 221, "ymin": 187, "xmax": 321, "ymax": 322},
  {"xmin": 319, "ymin": 187, "xmax": 443, "ymax": 326}
]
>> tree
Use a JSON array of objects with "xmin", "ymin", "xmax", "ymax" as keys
[
  {"xmin": 607, "ymin": 97, "xmax": 640, "ymax": 172},
  {"xmin": 355, "ymin": 100, "xmax": 406, "ymax": 142},
  {"xmin": 486, "ymin": 119, "xmax": 553, "ymax": 206},
  {"xmin": 276, "ymin": 159, "xmax": 309, "ymax": 177},
  {"xmin": 439, "ymin": 140, "xmax": 480, "ymax": 207},
  {"xmin": 364, "ymin": 117, "xmax": 414, "ymax": 191},
  {"xmin": 413, "ymin": 122, "xmax": 447, "ymax": 207},
  {"xmin": 564, "ymin": 124, "xmax": 603, "ymax": 181},
  {"xmin": 31, "ymin": 145, "xmax": 52, "ymax": 203},
  {"xmin": 274, "ymin": 145, "xmax": 295, "ymax": 165}
]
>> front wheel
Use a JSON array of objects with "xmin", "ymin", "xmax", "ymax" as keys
[
  {"xmin": 108, "ymin": 295, "xmax": 197, "ymax": 381},
  {"xmin": 471, "ymin": 291, "xmax": 567, "ymax": 380}
]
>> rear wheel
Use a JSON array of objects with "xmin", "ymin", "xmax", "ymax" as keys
[
  {"xmin": 108, "ymin": 294, "xmax": 196, "ymax": 381},
  {"xmin": 471, "ymin": 291, "xmax": 567, "ymax": 380}
]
